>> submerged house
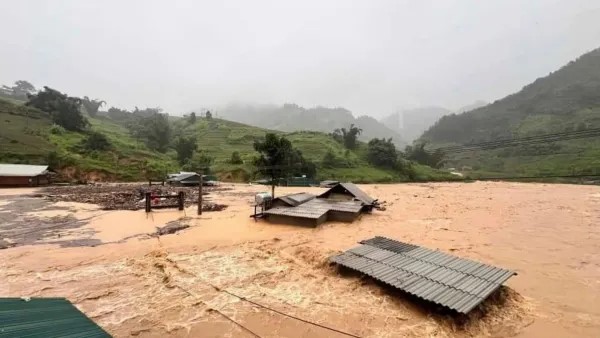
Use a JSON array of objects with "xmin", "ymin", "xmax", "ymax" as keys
[
  {"xmin": 167, "ymin": 173, "xmax": 218, "ymax": 186},
  {"xmin": 167, "ymin": 173, "xmax": 201, "ymax": 186},
  {"xmin": 262, "ymin": 183, "xmax": 376, "ymax": 227},
  {"xmin": 0, "ymin": 164, "xmax": 51, "ymax": 187}
]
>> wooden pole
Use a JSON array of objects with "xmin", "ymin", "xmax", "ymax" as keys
[
  {"xmin": 197, "ymin": 171, "xmax": 203, "ymax": 215},
  {"xmin": 145, "ymin": 192, "xmax": 151, "ymax": 213},
  {"xmin": 178, "ymin": 191, "xmax": 184, "ymax": 210}
]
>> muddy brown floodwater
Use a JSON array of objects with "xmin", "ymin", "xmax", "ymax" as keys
[{"xmin": 1, "ymin": 182, "xmax": 599, "ymax": 337}]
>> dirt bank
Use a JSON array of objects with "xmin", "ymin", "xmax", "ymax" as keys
[{"xmin": 1, "ymin": 182, "xmax": 598, "ymax": 337}]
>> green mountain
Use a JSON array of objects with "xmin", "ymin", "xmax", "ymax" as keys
[
  {"xmin": 219, "ymin": 103, "xmax": 406, "ymax": 146},
  {"xmin": 420, "ymin": 47, "xmax": 600, "ymax": 177},
  {"xmin": 0, "ymin": 98, "xmax": 451, "ymax": 182}
]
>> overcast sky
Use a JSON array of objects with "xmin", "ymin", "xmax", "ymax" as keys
[{"xmin": 1, "ymin": 0, "xmax": 599, "ymax": 117}]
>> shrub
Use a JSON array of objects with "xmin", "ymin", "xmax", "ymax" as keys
[
  {"xmin": 49, "ymin": 124, "xmax": 66, "ymax": 135},
  {"xmin": 230, "ymin": 151, "xmax": 243, "ymax": 164},
  {"xmin": 82, "ymin": 131, "xmax": 111, "ymax": 151}
]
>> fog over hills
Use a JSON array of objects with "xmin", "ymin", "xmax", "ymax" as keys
[
  {"xmin": 2, "ymin": 1, "xmax": 598, "ymax": 119},
  {"xmin": 379, "ymin": 101, "xmax": 488, "ymax": 143},
  {"xmin": 218, "ymin": 103, "xmax": 406, "ymax": 146}
]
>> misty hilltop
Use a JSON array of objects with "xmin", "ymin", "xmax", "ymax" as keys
[
  {"xmin": 218, "ymin": 103, "xmax": 406, "ymax": 146},
  {"xmin": 422, "ymin": 47, "xmax": 600, "ymax": 144},
  {"xmin": 379, "ymin": 101, "xmax": 487, "ymax": 143},
  {"xmin": 421, "ymin": 47, "xmax": 600, "ymax": 177}
]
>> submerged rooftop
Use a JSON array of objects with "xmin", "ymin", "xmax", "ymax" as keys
[{"xmin": 330, "ymin": 236, "xmax": 516, "ymax": 314}]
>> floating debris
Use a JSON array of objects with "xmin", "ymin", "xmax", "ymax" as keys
[
  {"xmin": 155, "ymin": 220, "xmax": 190, "ymax": 236},
  {"xmin": 41, "ymin": 184, "xmax": 231, "ymax": 211}
]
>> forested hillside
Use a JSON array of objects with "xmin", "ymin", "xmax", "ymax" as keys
[
  {"xmin": 420, "ymin": 48, "xmax": 600, "ymax": 177},
  {"xmin": 0, "ymin": 93, "xmax": 453, "ymax": 183},
  {"xmin": 422, "ymin": 48, "xmax": 600, "ymax": 143}
]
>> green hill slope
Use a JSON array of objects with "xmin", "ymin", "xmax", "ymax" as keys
[
  {"xmin": 421, "ymin": 48, "xmax": 600, "ymax": 177},
  {"xmin": 219, "ymin": 103, "xmax": 406, "ymax": 147},
  {"xmin": 172, "ymin": 117, "xmax": 418, "ymax": 182},
  {"xmin": 0, "ymin": 98, "xmax": 177, "ymax": 181},
  {"xmin": 2, "ymin": 98, "xmax": 453, "ymax": 182}
]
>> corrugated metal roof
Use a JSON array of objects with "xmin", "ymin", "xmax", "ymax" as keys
[
  {"xmin": 265, "ymin": 198, "xmax": 363, "ymax": 219},
  {"xmin": 0, "ymin": 298, "xmax": 110, "ymax": 337},
  {"xmin": 276, "ymin": 193, "xmax": 316, "ymax": 207},
  {"xmin": 0, "ymin": 164, "xmax": 48, "ymax": 177},
  {"xmin": 330, "ymin": 237, "xmax": 516, "ymax": 314},
  {"xmin": 264, "ymin": 206, "xmax": 327, "ymax": 219},
  {"xmin": 318, "ymin": 182, "xmax": 375, "ymax": 205},
  {"xmin": 339, "ymin": 183, "xmax": 375, "ymax": 205},
  {"xmin": 168, "ymin": 173, "xmax": 199, "ymax": 182},
  {"xmin": 308, "ymin": 198, "xmax": 363, "ymax": 213}
]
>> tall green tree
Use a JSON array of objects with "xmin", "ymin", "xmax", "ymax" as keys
[
  {"xmin": 331, "ymin": 124, "xmax": 362, "ymax": 149},
  {"xmin": 174, "ymin": 136, "xmax": 197, "ymax": 165},
  {"xmin": 367, "ymin": 138, "xmax": 398, "ymax": 168},
  {"xmin": 343, "ymin": 124, "xmax": 362, "ymax": 149},
  {"xmin": 253, "ymin": 133, "xmax": 316, "ymax": 182},
  {"xmin": 189, "ymin": 112, "xmax": 197, "ymax": 124},
  {"xmin": 82, "ymin": 97, "xmax": 105, "ymax": 116},
  {"xmin": 205, "ymin": 110, "xmax": 212, "ymax": 119},
  {"xmin": 26, "ymin": 86, "xmax": 88, "ymax": 131},
  {"xmin": 129, "ymin": 113, "xmax": 172, "ymax": 152}
]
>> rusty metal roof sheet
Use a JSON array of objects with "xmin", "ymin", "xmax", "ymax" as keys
[{"xmin": 330, "ymin": 236, "xmax": 516, "ymax": 314}]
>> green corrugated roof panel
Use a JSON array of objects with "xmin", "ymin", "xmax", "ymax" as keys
[{"xmin": 0, "ymin": 298, "xmax": 110, "ymax": 338}]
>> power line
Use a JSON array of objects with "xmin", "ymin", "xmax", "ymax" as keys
[
  {"xmin": 215, "ymin": 287, "xmax": 362, "ymax": 338},
  {"xmin": 177, "ymin": 268, "xmax": 362, "ymax": 338},
  {"xmin": 437, "ymin": 127, "xmax": 600, "ymax": 151},
  {"xmin": 430, "ymin": 128, "xmax": 600, "ymax": 154},
  {"xmin": 174, "ymin": 285, "xmax": 263, "ymax": 338}
]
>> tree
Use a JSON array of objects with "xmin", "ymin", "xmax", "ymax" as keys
[
  {"xmin": 330, "ymin": 129, "xmax": 343, "ymax": 143},
  {"xmin": 343, "ymin": 124, "xmax": 362, "ymax": 149},
  {"xmin": 182, "ymin": 152, "xmax": 214, "ymax": 172},
  {"xmin": 367, "ymin": 138, "xmax": 398, "ymax": 168},
  {"xmin": 230, "ymin": 151, "xmax": 243, "ymax": 164},
  {"xmin": 322, "ymin": 150, "xmax": 337, "ymax": 168},
  {"xmin": 174, "ymin": 136, "xmax": 197, "ymax": 165},
  {"xmin": 82, "ymin": 96, "xmax": 105, "ymax": 116},
  {"xmin": 133, "ymin": 106, "xmax": 162, "ymax": 117},
  {"xmin": 189, "ymin": 112, "xmax": 196, "ymax": 124},
  {"xmin": 136, "ymin": 113, "xmax": 172, "ymax": 152},
  {"xmin": 26, "ymin": 86, "xmax": 88, "ymax": 131},
  {"xmin": 82, "ymin": 131, "xmax": 112, "ymax": 151},
  {"xmin": 253, "ymin": 133, "xmax": 313, "ymax": 183},
  {"xmin": 1, "ymin": 80, "xmax": 36, "ymax": 100},
  {"xmin": 205, "ymin": 110, "xmax": 212, "ymax": 119},
  {"xmin": 107, "ymin": 107, "xmax": 133, "ymax": 122},
  {"xmin": 404, "ymin": 142, "xmax": 445, "ymax": 168},
  {"xmin": 47, "ymin": 151, "xmax": 60, "ymax": 169},
  {"xmin": 330, "ymin": 124, "xmax": 362, "ymax": 149}
]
